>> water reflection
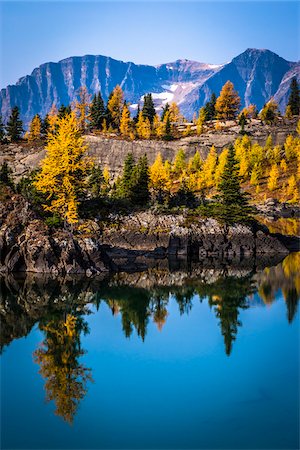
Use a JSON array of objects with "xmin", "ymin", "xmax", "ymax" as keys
[{"xmin": 1, "ymin": 253, "xmax": 299, "ymax": 423}]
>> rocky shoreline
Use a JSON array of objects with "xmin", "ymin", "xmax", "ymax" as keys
[{"xmin": 1, "ymin": 192, "xmax": 298, "ymax": 275}]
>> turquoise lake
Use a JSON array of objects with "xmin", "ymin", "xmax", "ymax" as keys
[{"xmin": 1, "ymin": 254, "xmax": 299, "ymax": 449}]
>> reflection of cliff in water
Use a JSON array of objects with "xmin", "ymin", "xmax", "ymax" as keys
[{"xmin": 1, "ymin": 254, "xmax": 299, "ymax": 355}]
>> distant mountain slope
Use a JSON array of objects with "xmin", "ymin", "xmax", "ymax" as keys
[{"xmin": 0, "ymin": 49, "xmax": 298, "ymax": 126}]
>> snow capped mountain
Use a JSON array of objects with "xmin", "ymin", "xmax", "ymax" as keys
[{"xmin": 0, "ymin": 49, "xmax": 299, "ymax": 126}]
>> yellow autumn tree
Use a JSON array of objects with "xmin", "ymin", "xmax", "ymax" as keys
[
  {"xmin": 202, "ymin": 145, "xmax": 217, "ymax": 188},
  {"xmin": 34, "ymin": 112, "xmax": 90, "ymax": 224},
  {"xmin": 74, "ymin": 86, "xmax": 91, "ymax": 132},
  {"xmin": 120, "ymin": 103, "xmax": 131, "ymax": 138},
  {"xmin": 27, "ymin": 114, "xmax": 42, "ymax": 141},
  {"xmin": 267, "ymin": 163, "xmax": 279, "ymax": 191},
  {"xmin": 136, "ymin": 112, "xmax": 151, "ymax": 139},
  {"xmin": 153, "ymin": 114, "xmax": 165, "ymax": 138},
  {"xmin": 169, "ymin": 102, "xmax": 181, "ymax": 123},
  {"xmin": 280, "ymin": 158, "xmax": 287, "ymax": 172},
  {"xmin": 215, "ymin": 81, "xmax": 241, "ymax": 121},
  {"xmin": 196, "ymin": 107, "xmax": 206, "ymax": 135},
  {"xmin": 215, "ymin": 148, "xmax": 229, "ymax": 186},
  {"xmin": 286, "ymin": 175, "xmax": 299, "ymax": 203},
  {"xmin": 48, "ymin": 103, "xmax": 58, "ymax": 134},
  {"xmin": 107, "ymin": 85, "xmax": 124, "ymax": 129},
  {"xmin": 284, "ymin": 135, "xmax": 298, "ymax": 161},
  {"xmin": 150, "ymin": 153, "xmax": 171, "ymax": 192},
  {"xmin": 173, "ymin": 149, "xmax": 186, "ymax": 177}
]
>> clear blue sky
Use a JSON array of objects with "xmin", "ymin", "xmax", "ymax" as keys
[{"xmin": 0, "ymin": 1, "xmax": 299, "ymax": 88}]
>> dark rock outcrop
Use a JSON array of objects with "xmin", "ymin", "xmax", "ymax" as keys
[{"xmin": 0, "ymin": 190, "xmax": 291, "ymax": 275}]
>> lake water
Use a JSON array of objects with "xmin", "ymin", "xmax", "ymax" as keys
[{"xmin": 1, "ymin": 254, "xmax": 299, "ymax": 449}]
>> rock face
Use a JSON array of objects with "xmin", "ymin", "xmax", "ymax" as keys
[
  {"xmin": 0, "ymin": 192, "xmax": 290, "ymax": 275},
  {"xmin": 0, "ymin": 193, "xmax": 108, "ymax": 275},
  {"xmin": 0, "ymin": 118, "xmax": 296, "ymax": 182},
  {"xmin": 1, "ymin": 49, "xmax": 299, "ymax": 126}
]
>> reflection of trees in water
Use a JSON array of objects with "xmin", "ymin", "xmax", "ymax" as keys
[
  {"xmin": 256, "ymin": 252, "xmax": 300, "ymax": 322},
  {"xmin": 34, "ymin": 311, "xmax": 92, "ymax": 424}
]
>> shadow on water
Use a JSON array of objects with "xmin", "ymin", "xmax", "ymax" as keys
[{"xmin": 0, "ymin": 252, "xmax": 299, "ymax": 424}]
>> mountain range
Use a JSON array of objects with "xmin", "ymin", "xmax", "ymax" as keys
[{"xmin": 1, "ymin": 48, "xmax": 299, "ymax": 126}]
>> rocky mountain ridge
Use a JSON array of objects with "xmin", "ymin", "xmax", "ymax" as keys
[{"xmin": 1, "ymin": 48, "xmax": 299, "ymax": 126}]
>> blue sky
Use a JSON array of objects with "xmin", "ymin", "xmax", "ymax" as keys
[{"xmin": 0, "ymin": 1, "xmax": 299, "ymax": 88}]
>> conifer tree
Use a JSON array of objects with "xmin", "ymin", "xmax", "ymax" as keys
[
  {"xmin": 120, "ymin": 153, "xmax": 135, "ymax": 198},
  {"xmin": 285, "ymin": 105, "xmax": 293, "ymax": 119},
  {"xmin": 169, "ymin": 102, "xmax": 181, "ymax": 123},
  {"xmin": 136, "ymin": 112, "xmax": 151, "ymax": 139},
  {"xmin": 27, "ymin": 114, "xmax": 42, "ymax": 141},
  {"xmin": 34, "ymin": 112, "xmax": 90, "ymax": 224},
  {"xmin": 150, "ymin": 153, "xmax": 170, "ymax": 193},
  {"xmin": 74, "ymin": 86, "xmax": 91, "ymax": 132},
  {"xmin": 163, "ymin": 112, "xmax": 172, "ymax": 140},
  {"xmin": 133, "ymin": 104, "xmax": 140, "ymax": 124},
  {"xmin": 0, "ymin": 162, "xmax": 14, "ymax": 189},
  {"xmin": 215, "ymin": 148, "xmax": 229, "ymax": 186},
  {"xmin": 196, "ymin": 107, "xmax": 206, "ymax": 135},
  {"xmin": 0, "ymin": 114, "xmax": 5, "ymax": 142},
  {"xmin": 107, "ymin": 85, "xmax": 124, "ymax": 130},
  {"xmin": 202, "ymin": 145, "xmax": 217, "ymax": 188},
  {"xmin": 58, "ymin": 104, "xmax": 71, "ymax": 119},
  {"xmin": 215, "ymin": 82, "xmax": 240, "ymax": 121},
  {"xmin": 259, "ymin": 99, "xmax": 279, "ymax": 125},
  {"xmin": 204, "ymin": 92, "xmax": 216, "ymax": 120},
  {"xmin": 130, "ymin": 155, "xmax": 150, "ymax": 205},
  {"xmin": 173, "ymin": 149, "xmax": 186, "ymax": 177},
  {"xmin": 267, "ymin": 163, "xmax": 279, "ymax": 191},
  {"xmin": 120, "ymin": 103, "xmax": 132, "ymax": 138},
  {"xmin": 6, "ymin": 106, "xmax": 24, "ymax": 141},
  {"xmin": 161, "ymin": 103, "xmax": 170, "ymax": 122},
  {"xmin": 89, "ymin": 93, "xmax": 105, "ymax": 129},
  {"xmin": 142, "ymin": 94, "xmax": 156, "ymax": 124},
  {"xmin": 217, "ymin": 145, "xmax": 253, "ymax": 224},
  {"xmin": 41, "ymin": 114, "xmax": 50, "ymax": 138},
  {"xmin": 48, "ymin": 104, "xmax": 58, "ymax": 134},
  {"xmin": 287, "ymin": 77, "xmax": 300, "ymax": 116}
]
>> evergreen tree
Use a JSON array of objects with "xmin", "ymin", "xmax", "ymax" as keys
[
  {"xmin": 41, "ymin": 114, "xmax": 50, "ymax": 138},
  {"xmin": 58, "ymin": 104, "xmax": 71, "ymax": 119},
  {"xmin": 163, "ymin": 113, "xmax": 172, "ymax": 140},
  {"xmin": 238, "ymin": 112, "xmax": 247, "ymax": 133},
  {"xmin": 120, "ymin": 153, "xmax": 135, "ymax": 198},
  {"xmin": 0, "ymin": 114, "xmax": 5, "ymax": 142},
  {"xmin": 217, "ymin": 145, "xmax": 253, "ymax": 224},
  {"xmin": 161, "ymin": 103, "xmax": 170, "ymax": 122},
  {"xmin": 133, "ymin": 104, "xmax": 140, "ymax": 124},
  {"xmin": 142, "ymin": 93, "xmax": 156, "ymax": 124},
  {"xmin": 89, "ymin": 93, "xmax": 105, "ymax": 129},
  {"xmin": 287, "ymin": 77, "xmax": 300, "ymax": 116},
  {"xmin": 204, "ymin": 92, "xmax": 217, "ymax": 120},
  {"xmin": 130, "ymin": 155, "xmax": 150, "ymax": 205},
  {"xmin": 6, "ymin": 106, "xmax": 24, "ymax": 141},
  {"xmin": 0, "ymin": 162, "xmax": 14, "ymax": 189}
]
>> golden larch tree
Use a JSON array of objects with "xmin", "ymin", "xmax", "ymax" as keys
[
  {"xmin": 107, "ymin": 85, "xmax": 124, "ymax": 129},
  {"xmin": 74, "ymin": 86, "xmax": 91, "ymax": 132},
  {"xmin": 202, "ymin": 145, "xmax": 218, "ymax": 188},
  {"xmin": 34, "ymin": 112, "xmax": 90, "ymax": 224},
  {"xmin": 48, "ymin": 103, "xmax": 58, "ymax": 134},
  {"xmin": 120, "ymin": 103, "xmax": 131, "ymax": 138},
  {"xmin": 215, "ymin": 81, "xmax": 241, "ymax": 120},
  {"xmin": 27, "ymin": 114, "xmax": 42, "ymax": 141},
  {"xmin": 267, "ymin": 163, "xmax": 279, "ymax": 191}
]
